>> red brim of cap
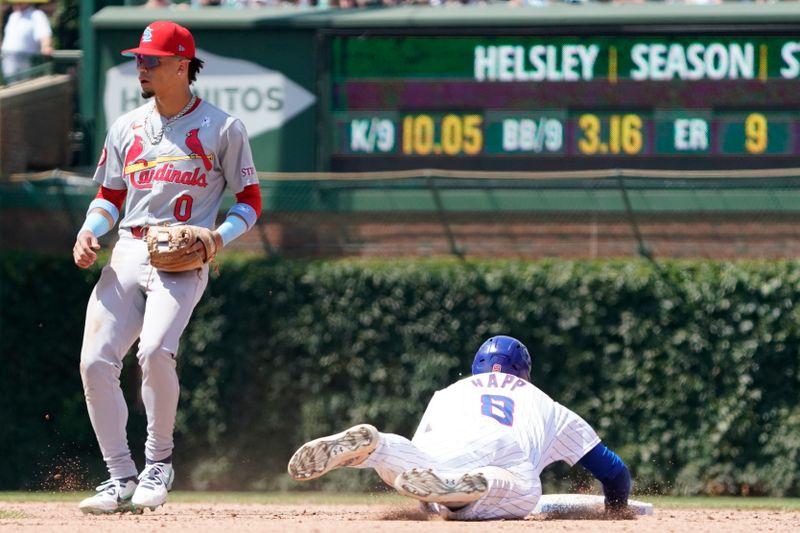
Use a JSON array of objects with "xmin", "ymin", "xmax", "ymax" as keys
[{"xmin": 121, "ymin": 47, "xmax": 176, "ymax": 57}]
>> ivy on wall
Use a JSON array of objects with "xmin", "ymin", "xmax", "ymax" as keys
[{"xmin": 2, "ymin": 254, "xmax": 798, "ymax": 495}]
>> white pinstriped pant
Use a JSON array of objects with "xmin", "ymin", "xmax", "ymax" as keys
[{"xmin": 358, "ymin": 431, "xmax": 541, "ymax": 520}]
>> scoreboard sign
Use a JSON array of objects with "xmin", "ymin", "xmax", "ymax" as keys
[{"xmin": 329, "ymin": 34, "xmax": 800, "ymax": 170}]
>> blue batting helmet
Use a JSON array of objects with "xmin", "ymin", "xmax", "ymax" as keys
[{"xmin": 471, "ymin": 335, "xmax": 531, "ymax": 380}]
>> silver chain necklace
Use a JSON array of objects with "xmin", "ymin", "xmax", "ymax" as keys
[{"xmin": 143, "ymin": 95, "xmax": 197, "ymax": 145}]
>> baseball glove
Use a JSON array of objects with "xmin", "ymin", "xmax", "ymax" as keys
[{"xmin": 146, "ymin": 225, "xmax": 217, "ymax": 272}]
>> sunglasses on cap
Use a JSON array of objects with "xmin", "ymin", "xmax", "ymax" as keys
[{"xmin": 135, "ymin": 54, "xmax": 187, "ymax": 69}]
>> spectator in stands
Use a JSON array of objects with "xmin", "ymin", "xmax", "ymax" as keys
[{"xmin": 1, "ymin": 0, "xmax": 52, "ymax": 82}]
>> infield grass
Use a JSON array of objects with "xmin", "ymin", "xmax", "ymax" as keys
[
  {"xmin": 0, "ymin": 492, "xmax": 799, "ymax": 510},
  {"xmin": 643, "ymin": 496, "xmax": 800, "ymax": 510}
]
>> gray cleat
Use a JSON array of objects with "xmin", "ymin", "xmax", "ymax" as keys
[
  {"xmin": 288, "ymin": 424, "xmax": 379, "ymax": 481},
  {"xmin": 394, "ymin": 468, "xmax": 488, "ymax": 505}
]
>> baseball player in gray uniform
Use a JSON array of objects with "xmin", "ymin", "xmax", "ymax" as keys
[
  {"xmin": 288, "ymin": 335, "xmax": 632, "ymax": 520},
  {"xmin": 73, "ymin": 21, "xmax": 261, "ymax": 514}
]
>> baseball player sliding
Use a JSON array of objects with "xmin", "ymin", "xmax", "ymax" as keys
[
  {"xmin": 288, "ymin": 336, "xmax": 632, "ymax": 520},
  {"xmin": 73, "ymin": 21, "xmax": 261, "ymax": 514}
]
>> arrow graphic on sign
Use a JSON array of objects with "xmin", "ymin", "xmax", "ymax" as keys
[{"xmin": 104, "ymin": 48, "xmax": 316, "ymax": 138}]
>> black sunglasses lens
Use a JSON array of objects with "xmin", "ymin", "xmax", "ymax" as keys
[{"xmin": 136, "ymin": 55, "xmax": 160, "ymax": 68}]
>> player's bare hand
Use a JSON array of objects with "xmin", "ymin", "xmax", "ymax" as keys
[{"xmin": 73, "ymin": 231, "xmax": 100, "ymax": 269}]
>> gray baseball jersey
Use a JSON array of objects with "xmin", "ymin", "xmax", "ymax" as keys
[{"xmin": 93, "ymin": 97, "xmax": 258, "ymax": 229}]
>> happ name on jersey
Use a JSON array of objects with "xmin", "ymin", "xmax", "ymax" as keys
[{"xmin": 470, "ymin": 373, "xmax": 528, "ymax": 391}]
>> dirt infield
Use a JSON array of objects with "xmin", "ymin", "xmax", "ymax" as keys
[{"xmin": 2, "ymin": 501, "xmax": 799, "ymax": 532}]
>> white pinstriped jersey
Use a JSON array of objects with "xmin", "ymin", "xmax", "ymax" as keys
[
  {"xmin": 411, "ymin": 373, "xmax": 600, "ymax": 475},
  {"xmin": 93, "ymin": 98, "xmax": 258, "ymax": 230}
]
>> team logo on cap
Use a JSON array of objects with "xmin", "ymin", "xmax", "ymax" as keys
[
  {"xmin": 492, "ymin": 363, "xmax": 502, "ymax": 372},
  {"xmin": 142, "ymin": 27, "xmax": 153, "ymax": 43}
]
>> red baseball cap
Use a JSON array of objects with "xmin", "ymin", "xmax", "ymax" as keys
[{"xmin": 121, "ymin": 21, "xmax": 195, "ymax": 59}]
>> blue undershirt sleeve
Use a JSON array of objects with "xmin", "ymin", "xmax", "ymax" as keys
[
  {"xmin": 577, "ymin": 442, "xmax": 631, "ymax": 511},
  {"xmin": 216, "ymin": 215, "xmax": 248, "ymax": 246}
]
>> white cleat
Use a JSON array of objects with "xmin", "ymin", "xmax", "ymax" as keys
[
  {"xmin": 288, "ymin": 424, "xmax": 379, "ymax": 481},
  {"xmin": 78, "ymin": 478, "xmax": 138, "ymax": 514},
  {"xmin": 394, "ymin": 468, "xmax": 488, "ymax": 505},
  {"xmin": 131, "ymin": 463, "xmax": 174, "ymax": 511}
]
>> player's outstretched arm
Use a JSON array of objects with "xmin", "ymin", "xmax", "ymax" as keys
[{"xmin": 577, "ymin": 442, "xmax": 632, "ymax": 516}]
